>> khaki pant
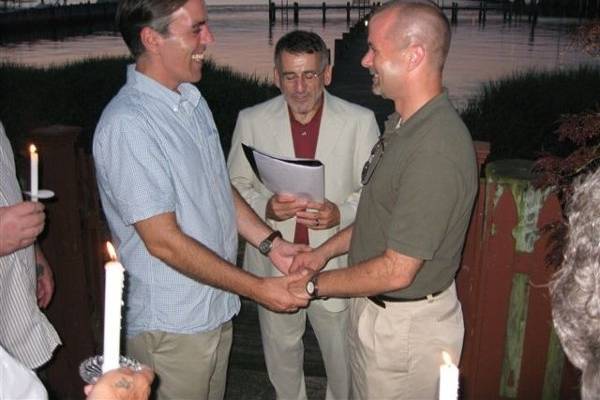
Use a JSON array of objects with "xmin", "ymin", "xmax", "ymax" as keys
[
  {"xmin": 126, "ymin": 321, "xmax": 233, "ymax": 400},
  {"xmin": 258, "ymin": 301, "xmax": 351, "ymax": 400},
  {"xmin": 349, "ymin": 283, "xmax": 464, "ymax": 400}
]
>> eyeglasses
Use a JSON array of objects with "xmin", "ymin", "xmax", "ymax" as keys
[
  {"xmin": 281, "ymin": 69, "xmax": 325, "ymax": 82},
  {"xmin": 361, "ymin": 136, "xmax": 385, "ymax": 185}
]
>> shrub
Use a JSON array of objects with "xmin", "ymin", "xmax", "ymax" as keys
[{"xmin": 461, "ymin": 66, "xmax": 600, "ymax": 161}]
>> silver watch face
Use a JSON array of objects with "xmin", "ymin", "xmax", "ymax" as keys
[
  {"xmin": 259, "ymin": 239, "xmax": 272, "ymax": 255},
  {"xmin": 306, "ymin": 280, "xmax": 315, "ymax": 296}
]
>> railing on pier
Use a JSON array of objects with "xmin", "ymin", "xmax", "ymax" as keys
[
  {"xmin": 268, "ymin": 1, "xmax": 544, "ymax": 26},
  {"xmin": 268, "ymin": 1, "xmax": 378, "ymax": 24}
]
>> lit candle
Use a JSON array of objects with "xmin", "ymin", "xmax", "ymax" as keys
[
  {"xmin": 102, "ymin": 242, "xmax": 125, "ymax": 373},
  {"xmin": 29, "ymin": 144, "xmax": 38, "ymax": 202},
  {"xmin": 439, "ymin": 351, "xmax": 459, "ymax": 400}
]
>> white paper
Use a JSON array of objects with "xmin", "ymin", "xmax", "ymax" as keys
[{"xmin": 243, "ymin": 144, "xmax": 324, "ymax": 202}]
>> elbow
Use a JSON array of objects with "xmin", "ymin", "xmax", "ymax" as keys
[
  {"xmin": 387, "ymin": 271, "xmax": 415, "ymax": 291},
  {"xmin": 382, "ymin": 249, "xmax": 421, "ymax": 291},
  {"xmin": 144, "ymin": 238, "xmax": 175, "ymax": 264}
]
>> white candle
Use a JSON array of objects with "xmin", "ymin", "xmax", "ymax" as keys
[
  {"xmin": 29, "ymin": 144, "xmax": 38, "ymax": 202},
  {"xmin": 102, "ymin": 242, "xmax": 125, "ymax": 373},
  {"xmin": 439, "ymin": 351, "xmax": 459, "ymax": 400}
]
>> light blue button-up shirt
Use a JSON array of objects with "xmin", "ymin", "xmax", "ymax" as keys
[{"xmin": 93, "ymin": 65, "xmax": 240, "ymax": 337}]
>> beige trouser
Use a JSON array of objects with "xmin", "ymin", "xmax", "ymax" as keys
[
  {"xmin": 258, "ymin": 301, "xmax": 351, "ymax": 400},
  {"xmin": 126, "ymin": 321, "xmax": 233, "ymax": 400},
  {"xmin": 349, "ymin": 283, "xmax": 464, "ymax": 400}
]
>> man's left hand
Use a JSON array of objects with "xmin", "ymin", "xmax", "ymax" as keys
[
  {"xmin": 296, "ymin": 199, "xmax": 340, "ymax": 230},
  {"xmin": 269, "ymin": 237, "xmax": 311, "ymax": 275}
]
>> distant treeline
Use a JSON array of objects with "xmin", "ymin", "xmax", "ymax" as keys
[
  {"xmin": 0, "ymin": 56, "xmax": 598, "ymax": 163},
  {"xmin": 0, "ymin": 57, "xmax": 278, "ymax": 156}
]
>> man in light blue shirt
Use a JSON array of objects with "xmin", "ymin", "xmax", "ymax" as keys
[{"xmin": 93, "ymin": 0, "xmax": 308, "ymax": 398}]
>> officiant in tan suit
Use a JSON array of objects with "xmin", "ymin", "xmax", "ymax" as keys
[{"xmin": 228, "ymin": 30, "xmax": 379, "ymax": 400}]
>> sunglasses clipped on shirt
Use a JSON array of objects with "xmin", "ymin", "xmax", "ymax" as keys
[{"xmin": 361, "ymin": 136, "xmax": 385, "ymax": 185}]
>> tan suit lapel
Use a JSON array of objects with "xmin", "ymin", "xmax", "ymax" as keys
[
  {"xmin": 267, "ymin": 96, "xmax": 295, "ymax": 157},
  {"xmin": 315, "ymin": 91, "xmax": 344, "ymax": 162}
]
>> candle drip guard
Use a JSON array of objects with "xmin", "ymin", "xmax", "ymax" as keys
[{"xmin": 79, "ymin": 355, "xmax": 142, "ymax": 384}]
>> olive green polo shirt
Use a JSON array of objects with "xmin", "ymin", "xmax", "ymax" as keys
[{"xmin": 348, "ymin": 91, "xmax": 477, "ymax": 299}]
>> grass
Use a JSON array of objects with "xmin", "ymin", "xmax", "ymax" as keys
[
  {"xmin": 0, "ymin": 56, "xmax": 278, "ymax": 156},
  {"xmin": 461, "ymin": 65, "xmax": 600, "ymax": 161},
  {"xmin": 1, "ymin": 58, "xmax": 599, "ymax": 163}
]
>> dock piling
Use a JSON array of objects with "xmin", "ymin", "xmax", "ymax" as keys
[
  {"xmin": 293, "ymin": 1, "xmax": 299, "ymax": 24},
  {"xmin": 346, "ymin": 2, "xmax": 351, "ymax": 23}
]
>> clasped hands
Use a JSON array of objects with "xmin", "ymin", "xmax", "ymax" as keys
[
  {"xmin": 259, "ymin": 194, "xmax": 337, "ymax": 313},
  {"xmin": 266, "ymin": 193, "xmax": 340, "ymax": 230}
]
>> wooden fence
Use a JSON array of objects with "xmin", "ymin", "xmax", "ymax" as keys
[{"xmin": 23, "ymin": 128, "xmax": 581, "ymax": 399}]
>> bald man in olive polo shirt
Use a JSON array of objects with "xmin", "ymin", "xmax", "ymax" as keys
[{"xmin": 289, "ymin": 1, "xmax": 478, "ymax": 399}]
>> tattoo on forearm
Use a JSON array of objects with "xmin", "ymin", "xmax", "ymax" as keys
[{"xmin": 114, "ymin": 378, "xmax": 132, "ymax": 390}]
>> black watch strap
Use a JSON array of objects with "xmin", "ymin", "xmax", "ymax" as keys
[{"xmin": 258, "ymin": 230, "xmax": 282, "ymax": 255}]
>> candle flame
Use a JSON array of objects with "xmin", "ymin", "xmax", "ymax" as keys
[
  {"xmin": 106, "ymin": 241, "xmax": 117, "ymax": 261},
  {"xmin": 29, "ymin": 144, "xmax": 37, "ymax": 154},
  {"xmin": 442, "ymin": 351, "xmax": 453, "ymax": 366}
]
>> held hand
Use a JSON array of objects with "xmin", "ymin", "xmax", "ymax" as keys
[
  {"xmin": 0, "ymin": 202, "xmax": 45, "ymax": 256},
  {"xmin": 289, "ymin": 249, "xmax": 328, "ymax": 274},
  {"xmin": 84, "ymin": 366, "xmax": 154, "ymax": 400},
  {"xmin": 295, "ymin": 199, "xmax": 340, "ymax": 230},
  {"xmin": 287, "ymin": 269, "xmax": 314, "ymax": 301},
  {"xmin": 36, "ymin": 262, "xmax": 54, "ymax": 309},
  {"xmin": 269, "ymin": 237, "xmax": 311, "ymax": 275},
  {"xmin": 256, "ymin": 274, "xmax": 309, "ymax": 312},
  {"xmin": 266, "ymin": 194, "xmax": 308, "ymax": 221}
]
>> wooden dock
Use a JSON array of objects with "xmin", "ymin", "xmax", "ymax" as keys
[
  {"xmin": 269, "ymin": 1, "xmax": 537, "ymax": 26},
  {"xmin": 269, "ymin": 1, "xmax": 376, "ymax": 24}
]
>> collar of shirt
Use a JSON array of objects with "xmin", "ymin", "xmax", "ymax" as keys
[
  {"xmin": 126, "ymin": 64, "xmax": 201, "ymax": 114},
  {"xmin": 384, "ymin": 89, "xmax": 450, "ymax": 138}
]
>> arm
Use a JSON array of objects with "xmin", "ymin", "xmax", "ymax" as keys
[
  {"xmin": 35, "ymin": 245, "xmax": 54, "ymax": 308},
  {"xmin": 292, "ymin": 248, "xmax": 423, "ymax": 299},
  {"xmin": 295, "ymin": 111, "xmax": 380, "ymax": 230},
  {"xmin": 334, "ymin": 111, "xmax": 381, "ymax": 229},
  {"xmin": 289, "ymin": 224, "xmax": 354, "ymax": 273},
  {"xmin": 227, "ymin": 112, "xmax": 272, "ymax": 219},
  {"xmin": 227, "ymin": 112, "xmax": 308, "ymax": 223},
  {"xmin": 135, "ymin": 211, "xmax": 307, "ymax": 312},
  {"xmin": 232, "ymin": 186, "xmax": 309, "ymax": 274},
  {"xmin": 0, "ymin": 202, "xmax": 45, "ymax": 256}
]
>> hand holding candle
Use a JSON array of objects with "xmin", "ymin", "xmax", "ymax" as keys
[
  {"xmin": 439, "ymin": 351, "xmax": 459, "ymax": 400},
  {"xmin": 29, "ymin": 144, "xmax": 38, "ymax": 202},
  {"xmin": 103, "ymin": 242, "xmax": 125, "ymax": 373}
]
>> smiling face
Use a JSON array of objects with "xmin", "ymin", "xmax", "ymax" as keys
[
  {"xmin": 361, "ymin": 9, "xmax": 409, "ymax": 101},
  {"xmin": 146, "ymin": 0, "xmax": 214, "ymax": 90},
  {"xmin": 274, "ymin": 51, "xmax": 332, "ymax": 124}
]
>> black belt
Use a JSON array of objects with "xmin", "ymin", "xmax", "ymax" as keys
[{"xmin": 368, "ymin": 289, "xmax": 445, "ymax": 308}]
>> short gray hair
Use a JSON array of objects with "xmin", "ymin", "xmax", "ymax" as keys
[{"xmin": 550, "ymin": 167, "xmax": 600, "ymax": 400}]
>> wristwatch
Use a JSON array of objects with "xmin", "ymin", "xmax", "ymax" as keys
[
  {"xmin": 305, "ymin": 274, "xmax": 320, "ymax": 299},
  {"xmin": 258, "ymin": 230, "xmax": 282, "ymax": 255}
]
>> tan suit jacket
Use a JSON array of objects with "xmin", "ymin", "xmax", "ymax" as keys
[{"xmin": 228, "ymin": 91, "xmax": 379, "ymax": 311}]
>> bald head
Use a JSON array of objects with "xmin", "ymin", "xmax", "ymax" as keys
[{"xmin": 371, "ymin": 0, "xmax": 451, "ymax": 72}]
